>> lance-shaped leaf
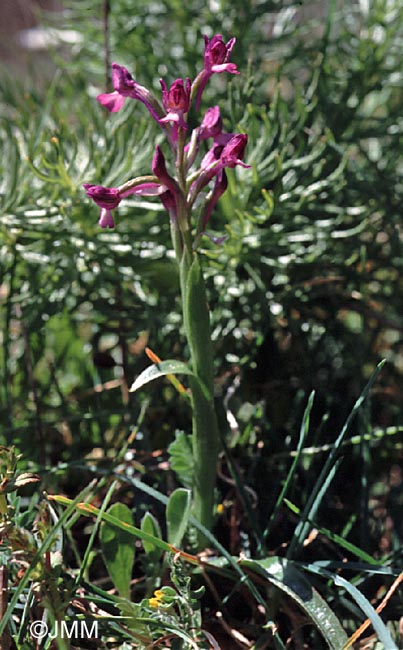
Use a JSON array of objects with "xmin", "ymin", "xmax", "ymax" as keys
[
  {"xmin": 100, "ymin": 503, "xmax": 135, "ymax": 599},
  {"xmin": 130, "ymin": 359, "xmax": 210, "ymax": 401},
  {"xmin": 166, "ymin": 488, "xmax": 192, "ymax": 548},
  {"xmin": 241, "ymin": 557, "xmax": 349, "ymax": 649}
]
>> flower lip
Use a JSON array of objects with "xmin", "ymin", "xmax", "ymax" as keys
[{"xmin": 98, "ymin": 209, "xmax": 115, "ymax": 228}]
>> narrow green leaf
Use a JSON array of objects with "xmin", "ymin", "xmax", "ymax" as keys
[
  {"xmin": 49, "ymin": 495, "xmax": 180, "ymax": 554},
  {"xmin": 265, "ymin": 391, "xmax": 314, "ymax": 540},
  {"xmin": 241, "ymin": 557, "xmax": 349, "ymax": 649},
  {"xmin": 100, "ymin": 503, "xmax": 135, "ymax": 599},
  {"xmin": 303, "ymin": 563, "xmax": 398, "ymax": 649},
  {"xmin": 166, "ymin": 488, "xmax": 192, "ymax": 548},
  {"xmin": 287, "ymin": 361, "xmax": 386, "ymax": 559},
  {"xmin": 130, "ymin": 360, "xmax": 210, "ymax": 400},
  {"xmin": 284, "ymin": 500, "xmax": 379, "ymax": 565}
]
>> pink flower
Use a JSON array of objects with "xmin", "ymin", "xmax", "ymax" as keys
[
  {"xmin": 83, "ymin": 183, "xmax": 121, "ymax": 209},
  {"xmin": 188, "ymin": 134, "xmax": 249, "ymax": 207},
  {"xmin": 159, "ymin": 78, "xmax": 191, "ymax": 141},
  {"xmin": 198, "ymin": 106, "xmax": 235, "ymax": 146},
  {"xmin": 220, "ymin": 134, "xmax": 250, "ymax": 169},
  {"xmin": 83, "ymin": 181, "xmax": 165, "ymax": 228},
  {"xmin": 83, "ymin": 183, "xmax": 121, "ymax": 228},
  {"xmin": 203, "ymin": 34, "xmax": 238, "ymax": 74},
  {"xmin": 97, "ymin": 63, "xmax": 164, "ymax": 121},
  {"xmin": 198, "ymin": 106, "xmax": 223, "ymax": 141},
  {"xmin": 194, "ymin": 34, "xmax": 239, "ymax": 110}
]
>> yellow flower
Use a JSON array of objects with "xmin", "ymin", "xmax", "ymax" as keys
[
  {"xmin": 149, "ymin": 589, "xmax": 164, "ymax": 608},
  {"xmin": 148, "ymin": 598, "xmax": 160, "ymax": 608}
]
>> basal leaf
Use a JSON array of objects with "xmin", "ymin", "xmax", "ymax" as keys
[
  {"xmin": 100, "ymin": 503, "xmax": 135, "ymax": 599},
  {"xmin": 141, "ymin": 512, "xmax": 163, "ymax": 559},
  {"xmin": 241, "ymin": 557, "xmax": 349, "ymax": 649},
  {"xmin": 166, "ymin": 488, "xmax": 192, "ymax": 548}
]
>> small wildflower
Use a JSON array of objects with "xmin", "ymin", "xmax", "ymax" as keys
[
  {"xmin": 83, "ymin": 181, "xmax": 165, "ymax": 229},
  {"xmin": 148, "ymin": 597, "xmax": 160, "ymax": 608},
  {"xmin": 203, "ymin": 34, "xmax": 238, "ymax": 73},
  {"xmin": 97, "ymin": 63, "xmax": 138, "ymax": 112},
  {"xmin": 83, "ymin": 183, "xmax": 121, "ymax": 229},
  {"xmin": 220, "ymin": 133, "xmax": 250, "ymax": 169},
  {"xmin": 148, "ymin": 588, "xmax": 165, "ymax": 608},
  {"xmin": 97, "ymin": 63, "xmax": 164, "ymax": 122},
  {"xmin": 216, "ymin": 503, "xmax": 224, "ymax": 515},
  {"xmin": 160, "ymin": 78, "xmax": 191, "ymax": 141},
  {"xmin": 194, "ymin": 34, "xmax": 239, "ymax": 109},
  {"xmin": 83, "ymin": 184, "xmax": 121, "ymax": 209},
  {"xmin": 198, "ymin": 106, "xmax": 223, "ymax": 141},
  {"xmin": 189, "ymin": 134, "xmax": 248, "ymax": 208}
]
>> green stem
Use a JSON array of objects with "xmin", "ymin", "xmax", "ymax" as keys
[
  {"xmin": 170, "ymin": 122, "xmax": 219, "ymax": 542},
  {"xmin": 179, "ymin": 247, "xmax": 219, "ymax": 539}
]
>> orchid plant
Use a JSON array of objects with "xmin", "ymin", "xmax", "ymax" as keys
[{"xmin": 83, "ymin": 34, "xmax": 249, "ymax": 542}]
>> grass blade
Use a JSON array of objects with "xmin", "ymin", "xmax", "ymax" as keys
[
  {"xmin": 287, "ymin": 361, "xmax": 386, "ymax": 558},
  {"xmin": 265, "ymin": 391, "xmax": 315, "ymax": 541}
]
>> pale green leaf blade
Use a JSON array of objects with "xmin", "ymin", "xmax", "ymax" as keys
[
  {"xmin": 166, "ymin": 488, "xmax": 192, "ymax": 548},
  {"xmin": 141, "ymin": 512, "xmax": 163, "ymax": 558},
  {"xmin": 304, "ymin": 563, "xmax": 398, "ymax": 650},
  {"xmin": 100, "ymin": 503, "xmax": 135, "ymax": 599},
  {"xmin": 130, "ymin": 360, "xmax": 194, "ymax": 393},
  {"xmin": 167, "ymin": 430, "xmax": 194, "ymax": 489},
  {"xmin": 241, "ymin": 557, "xmax": 349, "ymax": 650}
]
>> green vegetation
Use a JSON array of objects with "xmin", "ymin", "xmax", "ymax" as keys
[{"xmin": 1, "ymin": 0, "xmax": 403, "ymax": 648}]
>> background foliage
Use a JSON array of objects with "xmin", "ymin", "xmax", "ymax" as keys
[{"xmin": 1, "ymin": 0, "xmax": 403, "ymax": 647}]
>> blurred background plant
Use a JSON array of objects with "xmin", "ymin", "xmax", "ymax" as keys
[{"xmin": 1, "ymin": 0, "xmax": 403, "ymax": 647}]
